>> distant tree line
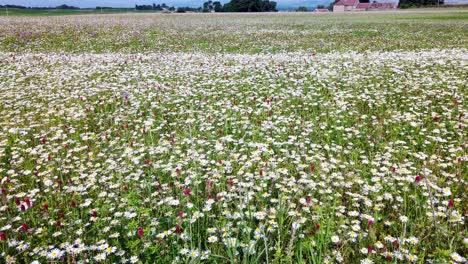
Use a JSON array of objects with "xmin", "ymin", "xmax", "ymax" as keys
[
  {"xmin": 201, "ymin": 0, "xmax": 277, "ymax": 12},
  {"xmin": 176, "ymin": 6, "xmax": 203, "ymax": 12},
  {"xmin": 135, "ymin": 3, "xmax": 176, "ymax": 11},
  {"xmin": 398, "ymin": 0, "xmax": 444, "ymax": 8},
  {"xmin": 2, "ymin": 1, "xmax": 278, "ymax": 13},
  {"xmin": 0, "ymin": 4, "xmax": 79, "ymax": 9},
  {"xmin": 0, "ymin": 5, "xmax": 27, "ymax": 9},
  {"xmin": 55, "ymin": 4, "xmax": 79, "ymax": 9}
]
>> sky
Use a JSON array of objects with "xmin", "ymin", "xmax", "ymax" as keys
[{"xmin": 0, "ymin": 0, "xmax": 336, "ymax": 9}]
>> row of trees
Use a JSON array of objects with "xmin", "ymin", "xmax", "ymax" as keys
[
  {"xmin": 176, "ymin": 7, "xmax": 203, "ymax": 12},
  {"xmin": 202, "ymin": 0, "xmax": 277, "ymax": 12},
  {"xmin": 399, "ymin": 0, "xmax": 444, "ymax": 8},
  {"xmin": 135, "ymin": 3, "xmax": 176, "ymax": 11},
  {"xmin": 137, "ymin": 0, "xmax": 278, "ymax": 13},
  {"xmin": 0, "ymin": 5, "xmax": 27, "ymax": 9},
  {"xmin": 202, "ymin": 1, "xmax": 223, "ymax": 12},
  {"xmin": 0, "ymin": 4, "xmax": 79, "ymax": 9}
]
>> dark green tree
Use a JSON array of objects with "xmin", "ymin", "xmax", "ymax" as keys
[
  {"xmin": 203, "ymin": 0, "xmax": 213, "ymax": 12},
  {"xmin": 399, "ymin": 0, "xmax": 439, "ymax": 8},
  {"xmin": 213, "ymin": 1, "xmax": 223, "ymax": 12},
  {"xmin": 296, "ymin": 6, "xmax": 308, "ymax": 11},
  {"xmin": 222, "ymin": 0, "xmax": 276, "ymax": 12}
]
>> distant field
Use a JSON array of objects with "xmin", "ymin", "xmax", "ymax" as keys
[
  {"xmin": 0, "ymin": 10, "xmax": 467, "ymax": 53},
  {"xmin": 0, "ymin": 9, "xmax": 466, "ymax": 264}
]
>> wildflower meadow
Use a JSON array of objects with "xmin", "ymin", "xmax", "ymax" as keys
[{"xmin": 0, "ymin": 10, "xmax": 467, "ymax": 264}]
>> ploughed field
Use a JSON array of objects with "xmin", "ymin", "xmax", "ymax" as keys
[{"xmin": 0, "ymin": 10, "xmax": 467, "ymax": 263}]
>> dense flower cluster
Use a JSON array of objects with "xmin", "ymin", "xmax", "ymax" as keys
[{"xmin": 0, "ymin": 12, "xmax": 467, "ymax": 263}]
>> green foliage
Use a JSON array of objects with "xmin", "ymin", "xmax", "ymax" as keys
[
  {"xmin": 399, "ymin": 0, "xmax": 442, "ymax": 8},
  {"xmin": 222, "ymin": 0, "xmax": 277, "ymax": 12},
  {"xmin": 177, "ymin": 6, "xmax": 202, "ymax": 12},
  {"xmin": 203, "ymin": 0, "xmax": 213, "ymax": 12},
  {"xmin": 296, "ymin": 6, "xmax": 309, "ymax": 11},
  {"xmin": 214, "ymin": 1, "xmax": 223, "ymax": 12},
  {"xmin": 135, "ymin": 3, "xmax": 175, "ymax": 10}
]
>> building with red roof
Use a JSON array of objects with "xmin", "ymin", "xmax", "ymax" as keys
[{"xmin": 333, "ymin": 0, "xmax": 397, "ymax": 12}]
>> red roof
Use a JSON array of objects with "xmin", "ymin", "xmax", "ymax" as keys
[
  {"xmin": 369, "ymin": 2, "xmax": 397, "ymax": 8},
  {"xmin": 334, "ymin": 0, "xmax": 359, "ymax": 6},
  {"xmin": 356, "ymin": 2, "xmax": 371, "ymax": 8}
]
